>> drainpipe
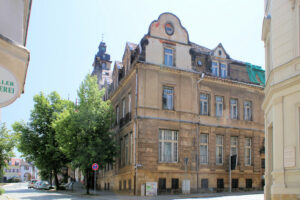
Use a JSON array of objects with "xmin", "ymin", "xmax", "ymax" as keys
[
  {"xmin": 134, "ymin": 66, "xmax": 139, "ymax": 195},
  {"xmin": 196, "ymin": 73, "xmax": 205, "ymax": 193}
]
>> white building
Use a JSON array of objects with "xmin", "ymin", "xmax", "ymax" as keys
[
  {"xmin": 20, "ymin": 160, "xmax": 38, "ymax": 182},
  {"xmin": 0, "ymin": 0, "xmax": 32, "ymax": 109},
  {"xmin": 262, "ymin": 0, "xmax": 300, "ymax": 199}
]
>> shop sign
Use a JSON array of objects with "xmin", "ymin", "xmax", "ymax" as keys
[{"xmin": 0, "ymin": 66, "xmax": 19, "ymax": 107}]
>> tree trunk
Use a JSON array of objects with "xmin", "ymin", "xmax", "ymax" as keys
[
  {"xmin": 86, "ymin": 169, "xmax": 90, "ymax": 194},
  {"xmin": 54, "ymin": 170, "xmax": 60, "ymax": 190},
  {"xmin": 49, "ymin": 172, "xmax": 53, "ymax": 187}
]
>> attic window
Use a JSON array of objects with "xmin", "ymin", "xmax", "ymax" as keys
[
  {"xmin": 218, "ymin": 50, "xmax": 222, "ymax": 56},
  {"xmin": 197, "ymin": 60, "xmax": 202, "ymax": 66}
]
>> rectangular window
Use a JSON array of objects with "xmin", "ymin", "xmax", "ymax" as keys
[
  {"xmin": 201, "ymin": 179, "xmax": 208, "ymax": 189},
  {"xmin": 230, "ymin": 99, "xmax": 238, "ymax": 119},
  {"xmin": 120, "ymin": 138, "xmax": 123, "ymax": 166},
  {"xmin": 244, "ymin": 101, "xmax": 252, "ymax": 121},
  {"xmin": 128, "ymin": 179, "xmax": 132, "ymax": 191},
  {"xmin": 217, "ymin": 179, "xmax": 224, "ymax": 189},
  {"xmin": 171, "ymin": 178, "xmax": 179, "ymax": 190},
  {"xmin": 200, "ymin": 93, "xmax": 209, "ymax": 115},
  {"xmin": 215, "ymin": 96, "xmax": 223, "ymax": 117},
  {"xmin": 164, "ymin": 48, "xmax": 173, "ymax": 66},
  {"xmin": 125, "ymin": 135, "xmax": 129, "ymax": 165},
  {"xmin": 230, "ymin": 136, "xmax": 238, "ymax": 156},
  {"xmin": 246, "ymin": 179, "xmax": 252, "ymax": 188},
  {"xmin": 116, "ymin": 105, "xmax": 119, "ymax": 124},
  {"xmin": 130, "ymin": 132, "xmax": 133, "ymax": 164},
  {"xmin": 261, "ymin": 158, "xmax": 265, "ymax": 169},
  {"xmin": 232, "ymin": 179, "xmax": 239, "ymax": 189},
  {"xmin": 128, "ymin": 93, "xmax": 131, "ymax": 113},
  {"xmin": 122, "ymin": 99, "xmax": 126, "ymax": 118},
  {"xmin": 220, "ymin": 63, "xmax": 227, "ymax": 78},
  {"xmin": 159, "ymin": 130, "xmax": 178, "ymax": 162},
  {"xmin": 158, "ymin": 178, "xmax": 166, "ymax": 192},
  {"xmin": 123, "ymin": 180, "xmax": 126, "ymax": 190},
  {"xmin": 163, "ymin": 86, "xmax": 174, "ymax": 110},
  {"xmin": 245, "ymin": 137, "xmax": 252, "ymax": 166},
  {"xmin": 212, "ymin": 61, "xmax": 219, "ymax": 76},
  {"xmin": 119, "ymin": 180, "xmax": 122, "ymax": 191},
  {"xmin": 200, "ymin": 134, "xmax": 208, "ymax": 164},
  {"xmin": 216, "ymin": 135, "xmax": 223, "ymax": 165}
]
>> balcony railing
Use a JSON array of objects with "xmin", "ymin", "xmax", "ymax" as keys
[{"xmin": 119, "ymin": 112, "xmax": 132, "ymax": 128}]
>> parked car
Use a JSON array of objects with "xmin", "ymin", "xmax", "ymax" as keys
[
  {"xmin": 28, "ymin": 179, "xmax": 38, "ymax": 188},
  {"xmin": 33, "ymin": 181, "xmax": 42, "ymax": 189},
  {"xmin": 35, "ymin": 181, "xmax": 50, "ymax": 190}
]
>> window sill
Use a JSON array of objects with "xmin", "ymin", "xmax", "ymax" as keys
[
  {"xmin": 162, "ymin": 109, "xmax": 175, "ymax": 111},
  {"xmin": 158, "ymin": 162, "xmax": 178, "ymax": 164}
]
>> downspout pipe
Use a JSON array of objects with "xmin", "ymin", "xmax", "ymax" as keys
[
  {"xmin": 196, "ymin": 73, "xmax": 205, "ymax": 192},
  {"xmin": 134, "ymin": 66, "xmax": 138, "ymax": 195}
]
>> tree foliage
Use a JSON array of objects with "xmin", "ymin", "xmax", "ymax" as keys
[
  {"xmin": 54, "ymin": 75, "xmax": 117, "ymax": 194},
  {"xmin": 0, "ymin": 123, "xmax": 15, "ymax": 178},
  {"xmin": 12, "ymin": 92, "xmax": 71, "ymax": 188}
]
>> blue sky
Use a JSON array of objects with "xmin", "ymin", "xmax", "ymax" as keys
[{"xmin": 1, "ymin": 0, "xmax": 264, "ymax": 150}]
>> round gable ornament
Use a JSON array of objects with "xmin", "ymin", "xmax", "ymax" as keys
[{"xmin": 165, "ymin": 23, "xmax": 174, "ymax": 35}]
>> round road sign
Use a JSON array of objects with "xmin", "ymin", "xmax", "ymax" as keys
[{"xmin": 92, "ymin": 163, "xmax": 99, "ymax": 171}]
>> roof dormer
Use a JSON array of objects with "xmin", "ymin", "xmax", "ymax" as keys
[{"xmin": 212, "ymin": 43, "xmax": 230, "ymax": 59}]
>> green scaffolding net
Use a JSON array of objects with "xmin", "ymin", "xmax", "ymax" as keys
[{"xmin": 245, "ymin": 63, "xmax": 265, "ymax": 86}]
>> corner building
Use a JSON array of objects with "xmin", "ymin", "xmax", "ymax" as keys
[
  {"xmin": 262, "ymin": 0, "xmax": 300, "ymax": 199},
  {"xmin": 96, "ymin": 13, "xmax": 265, "ymax": 195}
]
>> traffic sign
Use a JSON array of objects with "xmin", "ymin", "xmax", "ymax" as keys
[{"xmin": 92, "ymin": 163, "xmax": 99, "ymax": 171}]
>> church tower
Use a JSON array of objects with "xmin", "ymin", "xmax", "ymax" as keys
[{"xmin": 91, "ymin": 41, "xmax": 112, "ymax": 89}]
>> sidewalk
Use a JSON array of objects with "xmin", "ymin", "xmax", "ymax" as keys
[{"xmin": 58, "ymin": 188, "xmax": 264, "ymax": 200}]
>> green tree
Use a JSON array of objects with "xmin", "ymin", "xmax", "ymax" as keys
[
  {"xmin": 0, "ymin": 123, "xmax": 15, "ymax": 180},
  {"xmin": 54, "ymin": 75, "xmax": 117, "ymax": 194},
  {"xmin": 12, "ymin": 92, "xmax": 71, "ymax": 189}
]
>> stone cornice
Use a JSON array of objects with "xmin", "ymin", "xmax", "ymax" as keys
[
  {"xmin": 138, "ymin": 115, "xmax": 264, "ymax": 132},
  {"xmin": 110, "ymin": 61, "xmax": 264, "ymax": 101},
  {"xmin": 262, "ymin": 73, "xmax": 300, "ymax": 111}
]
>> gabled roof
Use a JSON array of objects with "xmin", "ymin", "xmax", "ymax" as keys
[
  {"xmin": 112, "ymin": 61, "xmax": 123, "ymax": 76},
  {"xmin": 211, "ymin": 43, "xmax": 230, "ymax": 59},
  {"xmin": 190, "ymin": 42, "xmax": 211, "ymax": 54}
]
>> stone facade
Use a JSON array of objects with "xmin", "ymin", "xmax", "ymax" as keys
[
  {"xmin": 262, "ymin": 0, "xmax": 300, "ymax": 200},
  {"xmin": 95, "ymin": 13, "xmax": 265, "ymax": 195}
]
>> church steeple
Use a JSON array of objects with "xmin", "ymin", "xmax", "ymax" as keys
[{"xmin": 91, "ymin": 40, "xmax": 112, "ymax": 89}]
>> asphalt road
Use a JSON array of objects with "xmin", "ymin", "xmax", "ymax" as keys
[
  {"xmin": 1, "ymin": 182, "xmax": 89, "ymax": 200},
  {"xmin": 1, "ymin": 182, "xmax": 264, "ymax": 200}
]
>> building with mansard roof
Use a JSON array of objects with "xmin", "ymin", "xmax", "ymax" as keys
[{"xmin": 92, "ymin": 12, "xmax": 265, "ymax": 195}]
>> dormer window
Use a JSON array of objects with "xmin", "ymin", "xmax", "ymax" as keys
[
  {"xmin": 164, "ymin": 48, "xmax": 174, "ymax": 66},
  {"xmin": 212, "ymin": 61, "xmax": 219, "ymax": 76},
  {"xmin": 220, "ymin": 63, "xmax": 227, "ymax": 78}
]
